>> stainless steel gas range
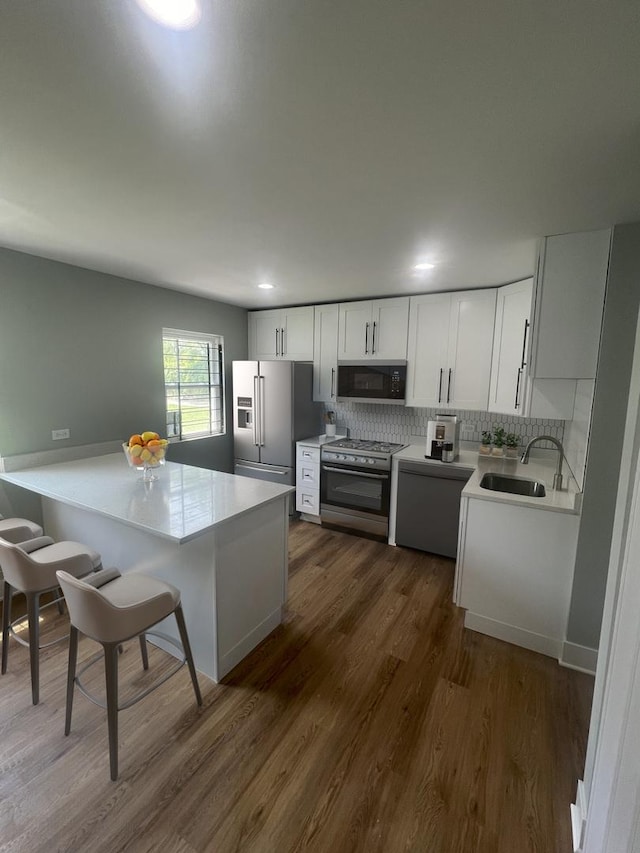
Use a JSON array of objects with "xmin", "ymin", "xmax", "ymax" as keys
[{"xmin": 320, "ymin": 438, "xmax": 407, "ymax": 539}]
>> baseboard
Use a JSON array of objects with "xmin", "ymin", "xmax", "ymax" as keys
[
  {"xmin": 560, "ymin": 641, "xmax": 598, "ymax": 675},
  {"xmin": 463, "ymin": 611, "xmax": 562, "ymax": 659},
  {"xmin": 299, "ymin": 512, "xmax": 321, "ymax": 524},
  {"xmin": 217, "ymin": 606, "xmax": 283, "ymax": 682},
  {"xmin": 570, "ymin": 779, "xmax": 587, "ymax": 852}
]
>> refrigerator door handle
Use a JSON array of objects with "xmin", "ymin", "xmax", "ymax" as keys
[
  {"xmin": 259, "ymin": 375, "xmax": 266, "ymax": 446},
  {"xmin": 253, "ymin": 376, "xmax": 260, "ymax": 445}
]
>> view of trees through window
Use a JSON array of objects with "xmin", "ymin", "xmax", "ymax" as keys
[{"xmin": 162, "ymin": 329, "xmax": 224, "ymax": 439}]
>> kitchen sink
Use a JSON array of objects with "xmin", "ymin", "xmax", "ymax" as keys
[{"xmin": 479, "ymin": 472, "xmax": 546, "ymax": 498}]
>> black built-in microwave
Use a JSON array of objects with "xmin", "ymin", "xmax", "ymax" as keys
[{"xmin": 337, "ymin": 361, "xmax": 406, "ymax": 404}]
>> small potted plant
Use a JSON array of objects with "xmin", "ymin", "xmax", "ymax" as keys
[
  {"xmin": 492, "ymin": 426, "xmax": 506, "ymax": 457},
  {"xmin": 479, "ymin": 430, "xmax": 492, "ymax": 455},
  {"xmin": 505, "ymin": 432, "xmax": 520, "ymax": 459}
]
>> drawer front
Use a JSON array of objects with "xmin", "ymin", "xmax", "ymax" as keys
[
  {"xmin": 296, "ymin": 490, "xmax": 320, "ymax": 515},
  {"xmin": 297, "ymin": 462, "xmax": 319, "ymax": 488},
  {"xmin": 297, "ymin": 445, "xmax": 320, "ymax": 465}
]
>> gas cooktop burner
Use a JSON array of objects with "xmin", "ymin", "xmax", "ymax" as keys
[{"xmin": 324, "ymin": 438, "xmax": 406, "ymax": 454}]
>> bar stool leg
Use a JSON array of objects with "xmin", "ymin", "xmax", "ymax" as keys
[
  {"xmin": 174, "ymin": 604, "xmax": 202, "ymax": 706},
  {"xmin": 1, "ymin": 581, "xmax": 12, "ymax": 674},
  {"xmin": 27, "ymin": 591, "xmax": 40, "ymax": 705},
  {"xmin": 139, "ymin": 633, "xmax": 149, "ymax": 670},
  {"xmin": 104, "ymin": 642, "xmax": 119, "ymax": 781},
  {"xmin": 65, "ymin": 625, "xmax": 78, "ymax": 736}
]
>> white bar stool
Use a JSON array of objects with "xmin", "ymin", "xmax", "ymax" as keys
[
  {"xmin": 56, "ymin": 568, "xmax": 203, "ymax": 781},
  {"xmin": 0, "ymin": 538, "xmax": 102, "ymax": 704}
]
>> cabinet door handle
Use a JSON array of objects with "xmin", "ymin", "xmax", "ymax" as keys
[
  {"xmin": 515, "ymin": 368, "xmax": 522, "ymax": 409},
  {"xmin": 281, "ymin": 327, "xmax": 286, "ymax": 356},
  {"xmin": 520, "ymin": 319, "xmax": 529, "ymax": 368},
  {"xmin": 364, "ymin": 322, "xmax": 370, "ymax": 354},
  {"xmin": 275, "ymin": 328, "xmax": 279, "ymax": 357},
  {"xmin": 438, "ymin": 368, "xmax": 443, "ymax": 403},
  {"xmin": 331, "ymin": 367, "xmax": 335, "ymax": 398},
  {"xmin": 447, "ymin": 368, "xmax": 452, "ymax": 403},
  {"xmin": 372, "ymin": 321, "xmax": 377, "ymax": 354}
]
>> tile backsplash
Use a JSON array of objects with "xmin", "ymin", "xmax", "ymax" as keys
[{"xmin": 322, "ymin": 403, "xmax": 564, "ymax": 449}]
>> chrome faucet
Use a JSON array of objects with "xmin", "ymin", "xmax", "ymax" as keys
[{"xmin": 520, "ymin": 435, "xmax": 565, "ymax": 491}]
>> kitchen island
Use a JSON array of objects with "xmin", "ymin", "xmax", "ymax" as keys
[{"xmin": 0, "ymin": 453, "xmax": 294, "ymax": 682}]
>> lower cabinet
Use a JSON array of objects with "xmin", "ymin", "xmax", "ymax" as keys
[
  {"xmin": 296, "ymin": 442, "xmax": 321, "ymax": 522},
  {"xmin": 455, "ymin": 496, "xmax": 579, "ymax": 659}
]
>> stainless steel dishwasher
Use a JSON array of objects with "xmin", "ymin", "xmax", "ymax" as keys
[{"xmin": 395, "ymin": 460, "xmax": 473, "ymax": 558}]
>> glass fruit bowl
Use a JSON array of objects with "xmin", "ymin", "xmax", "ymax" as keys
[{"xmin": 122, "ymin": 439, "xmax": 167, "ymax": 482}]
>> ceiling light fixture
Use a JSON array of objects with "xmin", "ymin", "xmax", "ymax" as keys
[
  {"xmin": 134, "ymin": 0, "xmax": 202, "ymax": 30},
  {"xmin": 258, "ymin": 283, "xmax": 274, "ymax": 290},
  {"xmin": 413, "ymin": 261, "xmax": 436, "ymax": 272}
]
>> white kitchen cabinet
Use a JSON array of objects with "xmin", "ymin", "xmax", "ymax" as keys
[
  {"xmin": 489, "ymin": 276, "xmax": 576, "ymax": 419},
  {"xmin": 406, "ymin": 289, "xmax": 497, "ymax": 410},
  {"xmin": 456, "ymin": 495, "xmax": 580, "ymax": 659},
  {"xmin": 313, "ymin": 303, "xmax": 339, "ymax": 403},
  {"xmin": 296, "ymin": 442, "xmax": 321, "ymax": 521},
  {"xmin": 488, "ymin": 279, "xmax": 533, "ymax": 416},
  {"xmin": 248, "ymin": 306, "xmax": 314, "ymax": 360},
  {"xmin": 529, "ymin": 229, "xmax": 611, "ymax": 379},
  {"xmin": 500, "ymin": 228, "xmax": 612, "ymax": 420},
  {"xmin": 338, "ymin": 297, "xmax": 409, "ymax": 360}
]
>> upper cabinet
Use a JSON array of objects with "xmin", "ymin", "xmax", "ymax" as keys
[
  {"xmin": 488, "ymin": 279, "xmax": 533, "ymax": 416},
  {"xmin": 338, "ymin": 297, "xmax": 409, "ymax": 360},
  {"xmin": 313, "ymin": 303, "xmax": 339, "ymax": 403},
  {"xmin": 406, "ymin": 289, "xmax": 497, "ymax": 410},
  {"xmin": 489, "ymin": 229, "xmax": 612, "ymax": 419},
  {"xmin": 528, "ymin": 229, "xmax": 612, "ymax": 380},
  {"xmin": 248, "ymin": 306, "xmax": 314, "ymax": 361}
]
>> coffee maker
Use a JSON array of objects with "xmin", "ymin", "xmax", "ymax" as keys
[{"xmin": 425, "ymin": 414, "xmax": 460, "ymax": 461}]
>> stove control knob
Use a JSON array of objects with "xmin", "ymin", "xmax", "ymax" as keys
[
  {"xmin": 349, "ymin": 455, "xmax": 357, "ymax": 462},
  {"xmin": 367, "ymin": 458, "xmax": 375, "ymax": 464}
]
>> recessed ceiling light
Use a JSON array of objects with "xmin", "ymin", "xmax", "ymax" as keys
[
  {"xmin": 413, "ymin": 262, "xmax": 436, "ymax": 272},
  {"xmin": 258, "ymin": 283, "xmax": 274, "ymax": 290},
  {"xmin": 134, "ymin": 0, "xmax": 201, "ymax": 30}
]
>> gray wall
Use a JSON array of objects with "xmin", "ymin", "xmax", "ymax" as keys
[
  {"xmin": 566, "ymin": 222, "xmax": 640, "ymax": 649},
  {"xmin": 0, "ymin": 247, "xmax": 247, "ymax": 475}
]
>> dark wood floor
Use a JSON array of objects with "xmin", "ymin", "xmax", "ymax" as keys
[{"xmin": 0, "ymin": 520, "xmax": 593, "ymax": 853}]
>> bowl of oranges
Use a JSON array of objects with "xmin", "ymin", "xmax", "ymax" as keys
[{"xmin": 123, "ymin": 431, "xmax": 169, "ymax": 481}]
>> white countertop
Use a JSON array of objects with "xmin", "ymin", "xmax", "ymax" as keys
[
  {"xmin": 394, "ymin": 444, "xmax": 478, "ymax": 471},
  {"xmin": 297, "ymin": 434, "xmax": 347, "ymax": 448},
  {"xmin": 0, "ymin": 453, "xmax": 294, "ymax": 543},
  {"xmin": 393, "ymin": 444, "xmax": 581, "ymax": 514}
]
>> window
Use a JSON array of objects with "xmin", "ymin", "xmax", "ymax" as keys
[{"xmin": 162, "ymin": 328, "xmax": 225, "ymax": 440}]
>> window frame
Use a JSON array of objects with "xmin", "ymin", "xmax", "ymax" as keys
[{"xmin": 162, "ymin": 327, "xmax": 226, "ymax": 441}]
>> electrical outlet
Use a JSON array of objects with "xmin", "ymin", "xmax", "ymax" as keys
[
  {"xmin": 461, "ymin": 422, "xmax": 476, "ymax": 439},
  {"xmin": 52, "ymin": 428, "xmax": 70, "ymax": 440}
]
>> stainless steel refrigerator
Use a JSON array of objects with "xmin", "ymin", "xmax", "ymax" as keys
[{"xmin": 233, "ymin": 360, "xmax": 319, "ymax": 492}]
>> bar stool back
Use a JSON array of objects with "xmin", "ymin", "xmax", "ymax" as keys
[
  {"xmin": 0, "ymin": 515, "xmax": 44, "ymax": 544},
  {"xmin": 0, "ymin": 515, "xmax": 44, "ymax": 598},
  {"xmin": 56, "ymin": 568, "xmax": 202, "ymax": 781}
]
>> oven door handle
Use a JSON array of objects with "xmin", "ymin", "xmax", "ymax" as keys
[{"xmin": 322, "ymin": 465, "xmax": 389, "ymax": 480}]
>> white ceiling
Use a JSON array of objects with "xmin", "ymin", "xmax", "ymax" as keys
[{"xmin": 1, "ymin": 1, "xmax": 639, "ymax": 309}]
